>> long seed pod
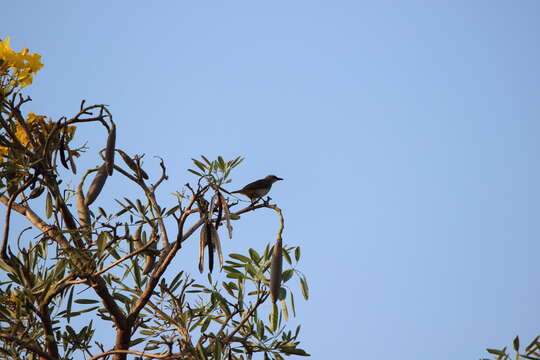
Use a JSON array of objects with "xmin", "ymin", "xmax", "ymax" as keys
[
  {"xmin": 206, "ymin": 222, "xmax": 214, "ymax": 273},
  {"xmin": 218, "ymin": 193, "xmax": 233, "ymax": 239},
  {"xmin": 58, "ymin": 133, "xmax": 69, "ymax": 170},
  {"xmin": 270, "ymin": 238, "xmax": 283, "ymax": 303},
  {"xmin": 76, "ymin": 183, "xmax": 91, "ymax": 244},
  {"xmin": 66, "ymin": 145, "xmax": 77, "ymax": 175},
  {"xmin": 85, "ymin": 164, "xmax": 108, "ymax": 206},
  {"xmin": 215, "ymin": 201, "xmax": 223, "ymax": 230},
  {"xmin": 105, "ymin": 123, "xmax": 116, "ymax": 176},
  {"xmin": 210, "ymin": 225, "xmax": 223, "ymax": 270},
  {"xmin": 132, "ymin": 224, "xmax": 142, "ymax": 243},
  {"xmin": 198, "ymin": 223, "xmax": 208, "ymax": 273}
]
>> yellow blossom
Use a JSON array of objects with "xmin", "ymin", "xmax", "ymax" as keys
[{"xmin": 0, "ymin": 37, "xmax": 43, "ymax": 91}]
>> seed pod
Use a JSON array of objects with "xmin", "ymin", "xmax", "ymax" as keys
[
  {"xmin": 218, "ymin": 193, "xmax": 233, "ymax": 239},
  {"xmin": 132, "ymin": 224, "xmax": 143, "ymax": 248},
  {"xmin": 67, "ymin": 148, "xmax": 77, "ymax": 174},
  {"xmin": 198, "ymin": 223, "xmax": 208, "ymax": 273},
  {"xmin": 76, "ymin": 183, "xmax": 91, "ymax": 243},
  {"xmin": 210, "ymin": 225, "xmax": 223, "ymax": 270},
  {"xmin": 59, "ymin": 133, "xmax": 69, "ymax": 170},
  {"xmin": 215, "ymin": 201, "xmax": 223, "ymax": 230},
  {"xmin": 105, "ymin": 123, "xmax": 116, "ymax": 176},
  {"xmin": 207, "ymin": 223, "xmax": 214, "ymax": 273},
  {"xmin": 85, "ymin": 165, "xmax": 108, "ymax": 206},
  {"xmin": 270, "ymin": 238, "xmax": 283, "ymax": 303}
]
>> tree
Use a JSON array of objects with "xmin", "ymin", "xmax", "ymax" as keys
[{"xmin": 0, "ymin": 37, "xmax": 309, "ymax": 360}]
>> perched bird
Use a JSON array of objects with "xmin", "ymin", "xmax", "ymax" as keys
[{"xmin": 231, "ymin": 175, "xmax": 283, "ymax": 201}]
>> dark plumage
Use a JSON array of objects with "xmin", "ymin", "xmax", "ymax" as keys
[{"xmin": 231, "ymin": 175, "xmax": 283, "ymax": 201}]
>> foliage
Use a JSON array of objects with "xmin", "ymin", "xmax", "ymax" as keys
[
  {"xmin": 483, "ymin": 335, "xmax": 540, "ymax": 360},
  {"xmin": 0, "ymin": 38, "xmax": 309, "ymax": 360}
]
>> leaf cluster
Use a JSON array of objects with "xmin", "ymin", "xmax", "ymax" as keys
[{"xmin": 483, "ymin": 335, "xmax": 540, "ymax": 360}]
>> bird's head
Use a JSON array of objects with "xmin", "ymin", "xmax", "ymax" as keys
[{"xmin": 265, "ymin": 175, "xmax": 283, "ymax": 183}]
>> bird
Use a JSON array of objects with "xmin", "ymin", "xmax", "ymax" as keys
[{"xmin": 231, "ymin": 175, "xmax": 283, "ymax": 202}]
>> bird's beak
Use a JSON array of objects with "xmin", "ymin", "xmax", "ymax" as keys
[{"xmin": 276, "ymin": 177, "xmax": 283, "ymax": 181}]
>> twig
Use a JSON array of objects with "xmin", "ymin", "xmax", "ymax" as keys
[
  {"xmin": 93, "ymin": 236, "xmax": 158, "ymax": 276},
  {"xmin": 225, "ymin": 293, "xmax": 269, "ymax": 342}
]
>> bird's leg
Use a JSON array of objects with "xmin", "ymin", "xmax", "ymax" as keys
[{"xmin": 263, "ymin": 196, "xmax": 272, "ymax": 205}]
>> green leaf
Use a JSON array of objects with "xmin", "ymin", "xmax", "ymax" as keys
[
  {"xmin": 66, "ymin": 286, "xmax": 74, "ymax": 323},
  {"xmin": 226, "ymin": 272, "xmax": 243, "ymax": 280},
  {"xmin": 282, "ymin": 248, "xmax": 292, "ymax": 265},
  {"xmin": 294, "ymin": 247, "xmax": 301, "ymax": 261},
  {"xmin": 223, "ymin": 266, "xmax": 242, "ymax": 274},
  {"xmin": 514, "ymin": 336, "xmax": 520, "ymax": 352},
  {"xmin": 245, "ymin": 263, "xmax": 257, "ymax": 277},
  {"xmin": 188, "ymin": 169, "xmax": 203, "ymax": 177},
  {"xmin": 280, "ymin": 299, "xmax": 289, "ymax": 321},
  {"xmin": 282, "ymin": 269, "xmax": 294, "ymax": 283},
  {"xmin": 77, "ymin": 306, "xmax": 99, "ymax": 314},
  {"xmin": 130, "ymin": 338, "xmax": 145, "ymax": 346},
  {"xmin": 98, "ymin": 207, "xmax": 107, "ymax": 218},
  {"xmin": 257, "ymin": 319, "xmax": 264, "ymax": 339},
  {"xmin": 270, "ymin": 302, "xmax": 278, "ymax": 332},
  {"xmin": 281, "ymin": 347, "xmax": 310, "ymax": 356},
  {"xmin": 217, "ymin": 156, "xmax": 226, "ymax": 171},
  {"xmin": 300, "ymin": 275, "xmax": 309, "ymax": 300},
  {"xmin": 525, "ymin": 335, "xmax": 540, "ymax": 352},
  {"xmin": 197, "ymin": 342, "xmax": 207, "ymax": 360},
  {"xmin": 192, "ymin": 158, "xmax": 207, "ymax": 172},
  {"xmin": 278, "ymin": 287, "xmax": 287, "ymax": 301},
  {"xmin": 289, "ymin": 291, "xmax": 296, "ymax": 317},
  {"xmin": 229, "ymin": 254, "xmax": 250, "ymax": 263},
  {"xmin": 97, "ymin": 232, "xmax": 107, "ymax": 255},
  {"xmin": 201, "ymin": 317, "xmax": 211, "ymax": 332},
  {"xmin": 170, "ymin": 271, "xmax": 184, "ymax": 292},
  {"xmin": 248, "ymin": 248, "xmax": 261, "ymax": 263},
  {"xmin": 487, "ymin": 348, "xmax": 507, "ymax": 356},
  {"xmin": 200, "ymin": 155, "xmax": 212, "ymax": 166},
  {"xmin": 45, "ymin": 192, "xmax": 53, "ymax": 219},
  {"xmin": 222, "ymin": 281, "xmax": 235, "ymax": 297},
  {"xmin": 74, "ymin": 299, "xmax": 100, "ymax": 304},
  {"xmin": 0, "ymin": 259, "xmax": 15, "ymax": 273}
]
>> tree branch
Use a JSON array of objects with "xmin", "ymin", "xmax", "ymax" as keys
[
  {"xmin": 87, "ymin": 348, "xmax": 188, "ymax": 360},
  {"xmin": 0, "ymin": 333, "xmax": 56, "ymax": 360},
  {"xmin": 92, "ymin": 236, "xmax": 158, "ymax": 277}
]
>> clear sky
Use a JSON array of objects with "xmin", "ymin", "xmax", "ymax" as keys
[{"xmin": 3, "ymin": 1, "xmax": 540, "ymax": 359}]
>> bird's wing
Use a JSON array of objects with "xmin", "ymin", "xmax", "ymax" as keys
[{"xmin": 239, "ymin": 179, "xmax": 268, "ymax": 191}]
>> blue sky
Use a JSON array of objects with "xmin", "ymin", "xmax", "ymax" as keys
[{"xmin": 3, "ymin": 1, "xmax": 540, "ymax": 359}]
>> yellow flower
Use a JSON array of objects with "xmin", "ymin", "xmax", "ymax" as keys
[{"xmin": 0, "ymin": 37, "xmax": 43, "ymax": 90}]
